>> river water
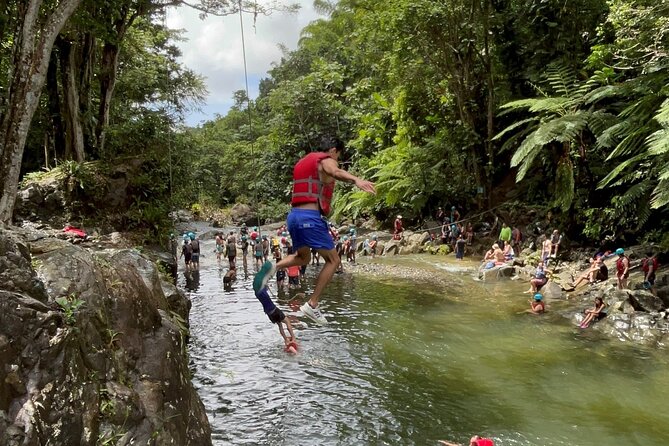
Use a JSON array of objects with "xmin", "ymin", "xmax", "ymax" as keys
[{"xmin": 179, "ymin": 237, "xmax": 669, "ymax": 446}]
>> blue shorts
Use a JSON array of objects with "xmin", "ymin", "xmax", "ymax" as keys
[
  {"xmin": 191, "ymin": 253, "xmax": 199, "ymax": 262},
  {"xmin": 287, "ymin": 208, "xmax": 334, "ymax": 251}
]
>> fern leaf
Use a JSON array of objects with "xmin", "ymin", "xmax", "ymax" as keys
[{"xmin": 597, "ymin": 153, "xmax": 648, "ymax": 188}]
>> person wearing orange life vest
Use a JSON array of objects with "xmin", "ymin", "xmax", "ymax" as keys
[
  {"xmin": 252, "ymin": 137, "xmax": 376, "ymax": 324},
  {"xmin": 615, "ymin": 248, "xmax": 630, "ymax": 290}
]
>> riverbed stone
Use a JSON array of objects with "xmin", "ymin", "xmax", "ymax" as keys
[
  {"xmin": 480, "ymin": 264, "xmax": 515, "ymax": 281},
  {"xmin": 383, "ymin": 241, "xmax": 400, "ymax": 256},
  {"xmin": 626, "ymin": 289, "xmax": 666, "ymax": 312},
  {"xmin": 539, "ymin": 281, "xmax": 564, "ymax": 300}
]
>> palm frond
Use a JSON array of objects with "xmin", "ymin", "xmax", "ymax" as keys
[
  {"xmin": 646, "ymin": 127, "xmax": 669, "ymax": 156},
  {"xmin": 492, "ymin": 117, "xmax": 539, "ymax": 142},
  {"xmin": 651, "ymin": 179, "xmax": 669, "ymax": 209}
]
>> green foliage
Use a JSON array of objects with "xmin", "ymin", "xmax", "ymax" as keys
[{"xmin": 55, "ymin": 294, "xmax": 85, "ymax": 325}]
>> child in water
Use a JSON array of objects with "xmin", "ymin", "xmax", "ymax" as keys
[
  {"xmin": 254, "ymin": 288, "xmax": 298, "ymax": 353},
  {"xmin": 528, "ymin": 293, "xmax": 545, "ymax": 314}
]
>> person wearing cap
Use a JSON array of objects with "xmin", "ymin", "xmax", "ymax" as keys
[
  {"xmin": 439, "ymin": 435, "xmax": 494, "ymax": 446},
  {"xmin": 615, "ymin": 248, "xmax": 629, "ymax": 290},
  {"xmin": 528, "ymin": 293, "xmax": 545, "ymax": 314},
  {"xmin": 393, "ymin": 215, "xmax": 404, "ymax": 240},
  {"xmin": 253, "ymin": 136, "xmax": 376, "ymax": 325}
]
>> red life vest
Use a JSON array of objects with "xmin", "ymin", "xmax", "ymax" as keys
[
  {"xmin": 475, "ymin": 439, "xmax": 494, "ymax": 446},
  {"xmin": 291, "ymin": 152, "xmax": 335, "ymax": 215},
  {"xmin": 616, "ymin": 256, "xmax": 628, "ymax": 274},
  {"xmin": 642, "ymin": 257, "xmax": 658, "ymax": 273}
]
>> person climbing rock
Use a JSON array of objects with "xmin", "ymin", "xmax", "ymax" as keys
[{"xmin": 253, "ymin": 136, "xmax": 376, "ymax": 324}]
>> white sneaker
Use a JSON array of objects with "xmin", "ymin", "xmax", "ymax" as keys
[{"xmin": 300, "ymin": 302, "xmax": 328, "ymax": 324}]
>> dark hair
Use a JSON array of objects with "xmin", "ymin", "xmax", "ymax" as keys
[
  {"xmin": 320, "ymin": 136, "xmax": 345, "ymax": 152},
  {"xmin": 647, "ymin": 251, "xmax": 654, "ymax": 257}
]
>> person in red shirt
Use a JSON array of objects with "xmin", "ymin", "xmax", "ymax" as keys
[
  {"xmin": 615, "ymin": 248, "xmax": 629, "ymax": 290},
  {"xmin": 642, "ymin": 251, "xmax": 659, "ymax": 295},
  {"xmin": 393, "ymin": 215, "xmax": 403, "ymax": 240}
]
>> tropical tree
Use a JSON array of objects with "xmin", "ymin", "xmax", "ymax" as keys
[{"xmin": 495, "ymin": 64, "xmax": 616, "ymax": 211}]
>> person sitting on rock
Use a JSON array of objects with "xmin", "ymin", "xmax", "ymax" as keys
[
  {"xmin": 579, "ymin": 296, "xmax": 607, "ymax": 328},
  {"xmin": 502, "ymin": 240, "xmax": 514, "ymax": 260},
  {"xmin": 493, "ymin": 243, "xmax": 505, "ymax": 265},
  {"xmin": 567, "ymin": 256, "xmax": 607, "ymax": 290},
  {"xmin": 525, "ymin": 261, "xmax": 550, "ymax": 293}
]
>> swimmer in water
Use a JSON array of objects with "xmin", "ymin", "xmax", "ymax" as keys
[
  {"xmin": 439, "ymin": 435, "xmax": 495, "ymax": 446},
  {"xmin": 254, "ymin": 288, "xmax": 297, "ymax": 352}
]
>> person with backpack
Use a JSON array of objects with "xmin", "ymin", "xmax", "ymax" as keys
[{"xmin": 642, "ymin": 251, "xmax": 659, "ymax": 295}]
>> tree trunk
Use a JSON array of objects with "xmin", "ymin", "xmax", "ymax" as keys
[
  {"xmin": 0, "ymin": 0, "xmax": 82, "ymax": 224},
  {"xmin": 95, "ymin": 41, "xmax": 120, "ymax": 157},
  {"xmin": 46, "ymin": 48, "xmax": 65, "ymax": 163},
  {"xmin": 58, "ymin": 37, "xmax": 85, "ymax": 162},
  {"xmin": 78, "ymin": 31, "xmax": 96, "ymax": 154}
]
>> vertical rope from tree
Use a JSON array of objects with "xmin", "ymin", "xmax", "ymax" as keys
[{"xmin": 238, "ymin": 0, "xmax": 263, "ymax": 234}]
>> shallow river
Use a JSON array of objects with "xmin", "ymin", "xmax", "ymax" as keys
[{"xmin": 179, "ymin": 237, "xmax": 669, "ymax": 446}]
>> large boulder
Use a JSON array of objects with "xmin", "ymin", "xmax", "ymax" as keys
[
  {"xmin": 0, "ymin": 228, "xmax": 211, "ymax": 446},
  {"xmin": 401, "ymin": 231, "xmax": 431, "ymax": 254},
  {"xmin": 626, "ymin": 289, "xmax": 666, "ymax": 312},
  {"xmin": 229, "ymin": 203, "xmax": 255, "ymax": 225},
  {"xmin": 539, "ymin": 281, "xmax": 564, "ymax": 300},
  {"xmin": 383, "ymin": 241, "xmax": 400, "ymax": 256}
]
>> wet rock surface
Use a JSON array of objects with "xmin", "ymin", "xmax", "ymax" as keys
[{"xmin": 0, "ymin": 226, "xmax": 210, "ymax": 446}]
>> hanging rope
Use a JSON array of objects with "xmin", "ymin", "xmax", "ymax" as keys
[{"xmin": 238, "ymin": 0, "xmax": 263, "ymax": 234}]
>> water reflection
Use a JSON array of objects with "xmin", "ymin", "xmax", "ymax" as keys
[{"xmin": 184, "ymin": 270, "xmax": 200, "ymax": 292}]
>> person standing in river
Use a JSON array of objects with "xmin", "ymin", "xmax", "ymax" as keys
[{"xmin": 253, "ymin": 137, "xmax": 376, "ymax": 324}]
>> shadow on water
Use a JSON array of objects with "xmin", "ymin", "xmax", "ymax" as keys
[{"xmin": 181, "ymin": 236, "xmax": 669, "ymax": 446}]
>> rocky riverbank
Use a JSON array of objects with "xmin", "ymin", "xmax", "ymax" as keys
[{"xmin": 0, "ymin": 223, "xmax": 211, "ymax": 445}]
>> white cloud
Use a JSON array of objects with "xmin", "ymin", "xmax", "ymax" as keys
[{"xmin": 166, "ymin": 1, "xmax": 322, "ymax": 125}]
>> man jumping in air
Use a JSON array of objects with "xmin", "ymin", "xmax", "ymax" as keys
[{"xmin": 253, "ymin": 137, "xmax": 376, "ymax": 324}]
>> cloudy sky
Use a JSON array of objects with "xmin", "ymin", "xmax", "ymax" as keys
[{"xmin": 165, "ymin": 1, "xmax": 322, "ymax": 126}]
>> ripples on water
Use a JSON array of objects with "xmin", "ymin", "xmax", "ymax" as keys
[{"xmin": 180, "ymin": 239, "xmax": 669, "ymax": 446}]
